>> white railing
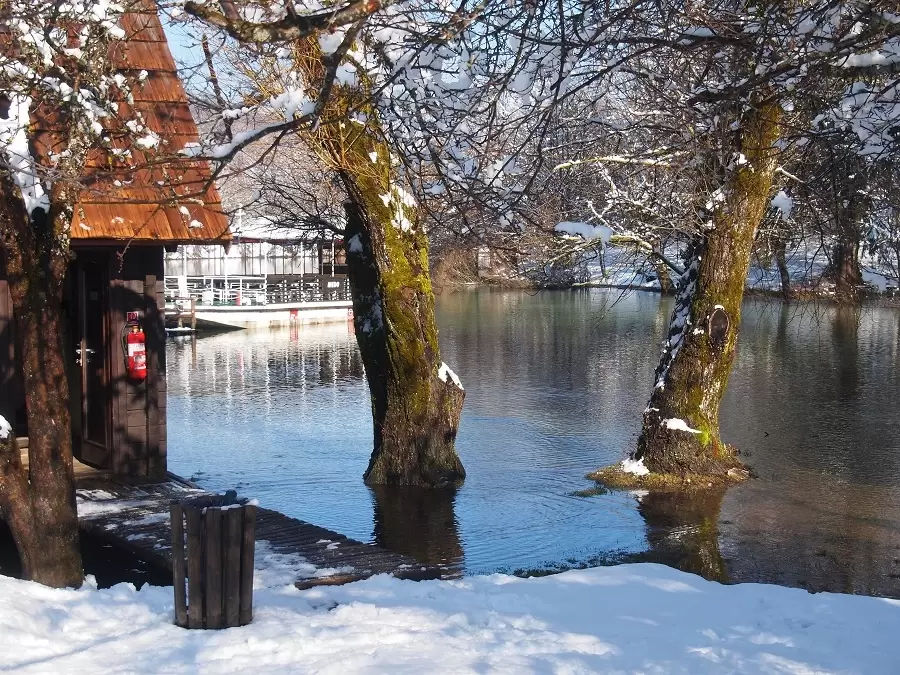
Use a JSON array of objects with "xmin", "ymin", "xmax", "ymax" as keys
[{"xmin": 165, "ymin": 274, "xmax": 351, "ymax": 306}]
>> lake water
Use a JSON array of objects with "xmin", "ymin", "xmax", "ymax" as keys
[{"xmin": 166, "ymin": 289, "xmax": 900, "ymax": 597}]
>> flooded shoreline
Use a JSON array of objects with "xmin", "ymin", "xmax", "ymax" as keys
[{"xmin": 156, "ymin": 289, "xmax": 899, "ymax": 597}]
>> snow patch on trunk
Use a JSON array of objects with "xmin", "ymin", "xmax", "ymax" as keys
[
  {"xmin": 438, "ymin": 362, "xmax": 464, "ymax": 390},
  {"xmin": 0, "ymin": 94, "xmax": 50, "ymax": 215},
  {"xmin": 663, "ymin": 418, "xmax": 702, "ymax": 434}
]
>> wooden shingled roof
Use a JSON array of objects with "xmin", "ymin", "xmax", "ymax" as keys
[{"xmin": 69, "ymin": 3, "xmax": 230, "ymax": 245}]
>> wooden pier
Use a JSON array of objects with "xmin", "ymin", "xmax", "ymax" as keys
[{"xmin": 73, "ymin": 460, "xmax": 443, "ymax": 587}]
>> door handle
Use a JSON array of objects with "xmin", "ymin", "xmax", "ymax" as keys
[{"xmin": 75, "ymin": 347, "xmax": 95, "ymax": 365}]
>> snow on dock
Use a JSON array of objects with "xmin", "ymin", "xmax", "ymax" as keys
[{"xmin": 74, "ymin": 463, "xmax": 442, "ymax": 587}]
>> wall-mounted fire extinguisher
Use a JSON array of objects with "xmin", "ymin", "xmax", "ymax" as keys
[{"xmin": 122, "ymin": 316, "xmax": 147, "ymax": 381}]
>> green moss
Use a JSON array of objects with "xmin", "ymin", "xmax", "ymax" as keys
[{"xmin": 587, "ymin": 464, "xmax": 748, "ymax": 493}]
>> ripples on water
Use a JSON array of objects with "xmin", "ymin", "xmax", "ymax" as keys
[{"xmin": 166, "ymin": 289, "xmax": 900, "ymax": 597}]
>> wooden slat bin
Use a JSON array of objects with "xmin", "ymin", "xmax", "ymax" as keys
[{"xmin": 171, "ymin": 494, "xmax": 257, "ymax": 629}]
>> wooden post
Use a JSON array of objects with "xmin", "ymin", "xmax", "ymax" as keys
[
  {"xmin": 223, "ymin": 508, "xmax": 242, "ymax": 628},
  {"xmin": 185, "ymin": 507, "xmax": 204, "ymax": 629},
  {"xmin": 190, "ymin": 297, "xmax": 196, "ymax": 331},
  {"xmin": 239, "ymin": 504, "xmax": 257, "ymax": 626},
  {"xmin": 204, "ymin": 509, "xmax": 224, "ymax": 629},
  {"xmin": 171, "ymin": 504, "xmax": 187, "ymax": 628}
]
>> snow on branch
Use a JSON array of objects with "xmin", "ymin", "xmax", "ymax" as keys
[
  {"xmin": 0, "ymin": 95, "xmax": 48, "ymax": 215},
  {"xmin": 182, "ymin": 0, "xmax": 389, "ymax": 44},
  {"xmin": 553, "ymin": 153, "xmax": 684, "ymax": 171},
  {"xmin": 0, "ymin": 0, "xmax": 162, "ymax": 217}
]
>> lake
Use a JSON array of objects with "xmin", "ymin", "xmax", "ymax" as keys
[{"xmin": 166, "ymin": 289, "xmax": 900, "ymax": 597}]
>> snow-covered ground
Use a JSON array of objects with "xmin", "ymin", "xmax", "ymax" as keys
[{"xmin": 2, "ymin": 563, "xmax": 898, "ymax": 673}]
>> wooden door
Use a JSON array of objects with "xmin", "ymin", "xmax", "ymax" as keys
[{"xmin": 75, "ymin": 256, "xmax": 111, "ymax": 467}]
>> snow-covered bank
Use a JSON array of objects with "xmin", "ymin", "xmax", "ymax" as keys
[{"xmin": 2, "ymin": 563, "xmax": 898, "ymax": 673}]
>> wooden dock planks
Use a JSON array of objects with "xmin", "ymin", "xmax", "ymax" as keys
[{"xmin": 73, "ymin": 465, "xmax": 443, "ymax": 586}]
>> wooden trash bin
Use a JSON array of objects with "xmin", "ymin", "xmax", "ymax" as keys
[{"xmin": 170, "ymin": 494, "xmax": 257, "ymax": 629}]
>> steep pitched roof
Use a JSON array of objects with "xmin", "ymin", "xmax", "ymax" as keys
[{"xmin": 69, "ymin": 3, "xmax": 229, "ymax": 245}]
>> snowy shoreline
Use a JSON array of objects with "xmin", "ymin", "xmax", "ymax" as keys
[{"xmin": 1, "ymin": 563, "xmax": 898, "ymax": 673}]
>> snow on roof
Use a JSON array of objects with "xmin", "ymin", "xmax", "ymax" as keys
[{"xmin": 231, "ymin": 216, "xmax": 341, "ymax": 243}]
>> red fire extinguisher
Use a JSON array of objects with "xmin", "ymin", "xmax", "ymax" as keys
[{"xmin": 125, "ymin": 323, "xmax": 147, "ymax": 381}]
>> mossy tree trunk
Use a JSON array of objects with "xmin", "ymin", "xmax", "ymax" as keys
[
  {"xmin": 337, "ymin": 161, "xmax": 465, "ymax": 487},
  {"xmin": 0, "ymin": 182, "xmax": 83, "ymax": 588},
  {"xmin": 304, "ymin": 64, "xmax": 465, "ymax": 486},
  {"xmin": 635, "ymin": 100, "xmax": 781, "ymax": 478}
]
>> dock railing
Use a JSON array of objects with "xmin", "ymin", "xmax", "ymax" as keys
[
  {"xmin": 164, "ymin": 274, "xmax": 351, "ymax": 307},
  {"xmin": 165, "ymin": 297, "xmax": 197, "ymax": 330}
]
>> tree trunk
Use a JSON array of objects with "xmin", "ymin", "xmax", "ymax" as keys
[
  {"xmin": 293, "ymin": 38, "xmax": 465, "ymax": 488},
  {"xmin": 635, "ymin": 100, "xmax": 781, "ymax": 478},
  {"xmin": 774, "ymin": 239, "xmax": 792, "ymax": 301},
  {"xmin": 823, "ymin": 145, "xmax": 864, "ymax": 302},
  {"xmin": 655, "ymin": 253, "xmax": 674, "ymax": 295},
  {"xmin": 0, "ymin": 185, "xmax": 83, "ymax": 587},
  {"xmin": 827, "ymin": 235, "xmax": 862, "ymax": 301},
  {"xmin": 342, "ymin": 189, "xmax": 466, "ymax": 487}
]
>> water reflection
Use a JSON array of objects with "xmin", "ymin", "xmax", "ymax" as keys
[
  {"xmin": 166, "ymin": 290, "xmax": 900, "ymax": 597},
  {"xmin": 634, "ymin": 489, "xmax": 728, "ymax": 583},
  {"xmin": 371, "ymin": 486, "xmax": 463, "ymax": 574}
]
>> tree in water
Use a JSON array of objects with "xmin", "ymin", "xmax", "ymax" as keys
[
  {"xmin": 635, "ymin": 99, "xmax": 782, "ymax": 479},
  {"xmin": 317, "ymin": 90, "xmax": 467, "ymax": 487},
  {"xmin": 585, "ymin": 3, "xmax": 900, "ymax": 485},
  {"xmin": 182, "ymin": 0, "xmax": 630, "ymax": 484},
  {"xmin": 183, "ymin": 4, "xmax": 470, "ymax": 486}
]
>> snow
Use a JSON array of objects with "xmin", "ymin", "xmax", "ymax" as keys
[
  {"xmin": 836, "ymin": 38, "xmax": 900, "ymax": 68},
  {"xmin": 438, "ymin": 361, "xmax": 464, "ymax": 390},
  {"xmin": 664, "ymin": 418, "xmax": 702, "ymax": 434},
  {"xmin": 1, "ymin": 564, "xmax": 897, "ymax": 673},
  {"xmin": 346, "ymin": 234, "xmax": 363, "ymax": 254},
  {"xmin": 861, "ymin": 267, "xmax": 891, "ymax": 292},
  {"xmin": 771, "ymin": 190, "xmax": 793, "ymax": 220},
  {"xmin": 0, "ymin": 94, "xmax": 50, "ymax": 215},
  {"xmin": 621, "ymin": 457, "xmax": 650, "ymax": 476},
  {"xmin": 252, "ymin": 541, "xmax": 352, "ymax": 589},
  {"xmin": 555, "ymin": 221, "xmax": 613, "ymax": 245},
  {"xmin": 0, "ymin": 414, "xmax": 11, "ymax": 440},
  {"xmin": 318, "ymin": 29, "xmax": 348, "ymax": 56}
]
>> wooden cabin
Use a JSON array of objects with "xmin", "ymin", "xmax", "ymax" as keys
[{"xmin": 0, "ymin": 5, "xmax": 228, "ymax": 479}]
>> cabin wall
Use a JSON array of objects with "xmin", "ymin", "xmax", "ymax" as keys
[
  {"xmin": 106, "ymin": 246, "xmax": 167, "ymax": 478},
  {"xmin": 2, "ymin": 244, "xmax": 168, "ymax": 479}
]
